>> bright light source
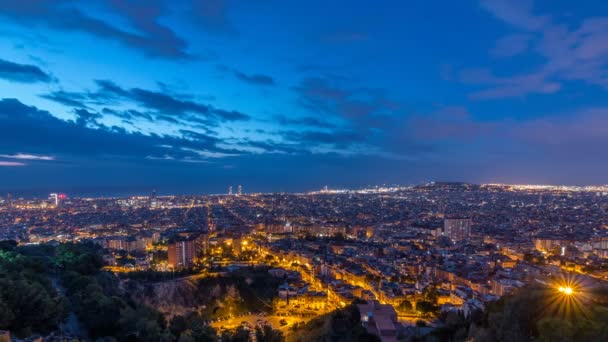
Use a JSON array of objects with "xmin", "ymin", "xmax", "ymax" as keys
[{"xmin": 558, "ymin": 286, "xmax": 574, "ymax": 295}]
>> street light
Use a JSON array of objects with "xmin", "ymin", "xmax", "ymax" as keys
[{"xmin": 558, "ymin": 286, "xmax": 574, "ymax": 295}]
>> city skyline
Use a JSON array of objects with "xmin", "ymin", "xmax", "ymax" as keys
[{"xmin": 2, "ymin": 1, "xmax": 608, "ymax": 193}]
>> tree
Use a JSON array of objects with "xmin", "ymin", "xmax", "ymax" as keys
[
  {"xmin": 422, "ymin": 285, "xmax": 439, "ymax": 304},
  {"xmin": 255, "ymin": 322, "xmax": 284, "ymax": 342},
  {"xmin": 221, "ymin": 324, "xmax": 250, "ymax": 342},
  {"xmin": 0, "ymin": 272, "xmax": 65, "ymax": 337},
  {"xmin": 416, "ymin": 301, "xmax": 437, "ymax": 318},
  {"xmin": 398, "ymin": 299, "xmax": 413, "ymax": 311},
  {"xmin": 537, "ymin": 318, "xmax": 574, "ymax": 342}
]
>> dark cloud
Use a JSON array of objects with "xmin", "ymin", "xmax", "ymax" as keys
[
  {"xmin": 274, "ymin": 115, "xmax": 335, "ymax": 128},
  {"xmin": 239, "ymin": 139, "xmax": 304, "ymax": 154},
  {"xmin": 41, "ymin": 91, "xmax": 89, "ymax": 108},
  {"xmin": 0, "ymin": 0, "xmax": 191, "ymax": 59},
  {"xmin": 74, "ymin": 108, "xmax": 102, "ymax": 126},
  {"xmin": 0, "ymin": 98, "xmax": 236, "ymax": 162},
  {"xmin": 0, "ymin": 58, "xmax": 53, "ymax": 83},
  {"xmin": 41, "ymin": 80, "xmax": 250, "ymax": 126},
  {"xmin": 101, "ymin": 108, "xmax": 154, "ymax": 121},
  {"xmin": 232, "ymin": 69, "xmax": 275, "ymax": 86},
  {"xmin": 281, "ymin": 129, "xmax": 365, "ymax": 149},
  {"xmin": 216, "ymin": 65, "xmax": 275, "ymax": 86},
  {"xmin": 293, "ymin": 77, "xmax": 398, "ymax": 129},
  {"xmin": 95, "ymin": 80, "xmax": 249, "ymax": 122},
  {"xmin": 290, "ymin": 76, "xmax": 435, "ymax": 158}
]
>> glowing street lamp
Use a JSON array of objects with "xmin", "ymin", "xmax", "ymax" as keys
[{"xmin": 558, "ymin": 286, "xmax": 574, "ymax": 295}]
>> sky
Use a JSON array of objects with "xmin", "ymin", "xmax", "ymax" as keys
[{"xmin": 1, "ymin": 0, "xmax": 608, "ymax": 197}]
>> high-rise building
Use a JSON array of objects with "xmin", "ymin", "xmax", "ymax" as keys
[
  {"xmin": 49, "ymin": 193, "xmax": 59, "ymax": 206},
  {"xmin": 229, "ymin": 186, "xmax": 233, "ymax": 195},
  {"xmin": 167, "ymin": 234, "xmax": 208, "ymax": 269},
  {"xmin": 150, "ymin": 189, "xmax": 158, "ymax": 208},
  {"xmin": 238, "ymin": 185, "xmax": 243, "ymax": 196},
  {"xmin": 443, "ymin": 217, "xmax": 472, "ymax": 241},
  {"xmin": 168, "ymin": 240, "xmax": 196, "ymax": 269}
]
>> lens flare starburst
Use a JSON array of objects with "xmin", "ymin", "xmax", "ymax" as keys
[{"xmin": 541, "ymin": 273, "xmax": 592, "ymax": 322}]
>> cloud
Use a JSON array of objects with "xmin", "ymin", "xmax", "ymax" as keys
[
  {"xmin": 0, "ymin": 58, "xmax": 53, "ymax": 83},
  {"xmin": 0, "ymin": 161, "xmax": 26, "ymax": 166},
  {"xmin": 232, "ymin": 69, "xmax": 275, "ymax": 86},
  {"xmin": 409, "ymin": 106, "xmax": 496, "ymax": 141},
  {"xmin": 460, "ymin": 68, "xmax": 561, "ymax": 99},
  {"xmin": 95, "ymin": 80, "xmax": 250, "ymax": 122},
  {"xmin": 281, "ymin": 129, "xmax": 365, "ymax": 149},
  {"xmin": 41, "ymin": 91, "xmax": 89, "ymax": 108},
  {"xmin": 512, "ymin": 108, "xmax": 608, "ymax": 148},
  {"xmin": 0, "ymin": 97, "xmax": 365, "ymax": 168},
  {"xmin": 0, "ymin": 0, "xmax": 191, "ymax": 59},
  {"xmin": 490, "ymin": 33, "xmax": 532, "ymax": 58},
  {"xmin": 42, "ymin": 80, "xmax": 250, "ymax": 127},
  {"xmin": 472, "ymin": 0, "xmax": 608, "ymax": 98},
  {"xmin": 479, "ymin": 0, "xmax": 547, "ymax": 31},
  {"xmin": 0, "ymin": 98, "xmax": 240, "ymax": 163},
  {"xmin": 74, "ymin": 108, "xmax": 102, "ymax": 126},
  {"xmin": 216, "ymin": 65, "xmax": 275, "ymax": 86},
  {"xmin": 274, "ymin": 115, "xmax": 335, "ymax": 128},
  {"xmin": 293, "ymin": 77, "xmax": 398, "ymax": 128},
  {"xmin": 0, "ymin": 153, "xmax": 54, "ymax": 161},
  {"xmin": 290, "ymin": 76, "xmax": 435, "ymax": 158}
]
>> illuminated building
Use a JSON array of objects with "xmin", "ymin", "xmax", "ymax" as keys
[
  {"xmin": 229, "ymin": 186, "xmax": 233, "ymax": 195},
  {"xmin": 358, "ymin": 300, "xmax": 398, "ymax": 340},
  {"xmin": 149, "ymin": 189, "xmax": 158, "ymax": 208},
  {"xmin": 49, "ymin": 193, "xmax": 59, "ymax": 206},
  {"xmin": 168, "ymin": 240, "xmax": 197, "ymax": 268},
  {"xmin": 238, "ymin": 185, "xmax": 242, "ymax": 196},
  {"xmin": 444, "ymin": 217, "xmax": 472, "ymax": 241},
  {"xmin": 167, "ymin": 234, "xmax": 208, "ymax": 268},
  {"xmin": 534, "ymin": 239, "xmax": 562, "ymax": 253}
]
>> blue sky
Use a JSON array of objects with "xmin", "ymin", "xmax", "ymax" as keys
[{"xmin": 1, "ymin": 0, "xmax": 608, "ymax": 196}]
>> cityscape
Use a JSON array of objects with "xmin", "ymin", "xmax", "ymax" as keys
[
  {"xmin": 2, "ymin": 0, "xmax": 608, "ymax": 341},
  {"xmin": 1, "ymin": 182, "xmax": 608, "ymax": 341}
]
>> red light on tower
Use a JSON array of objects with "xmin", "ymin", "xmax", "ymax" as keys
[{"xmin": 58, "ymin": 194, "xmax": 67, "ymax": 200}]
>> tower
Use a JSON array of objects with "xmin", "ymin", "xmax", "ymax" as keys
[
  {"xmin": 238, "ymin": 185, "xmax": 242, "ymax": 196},
  {"xmin": 229, "ymin": 186, "xmax": 233, "ymax": 195},
  {"xmin": 149, "ymin": 189, "xmax": 158, "ymax": 208},
  {"xmin": 50, "ymin": 193, "xmax": 59, "ymax": 206}
]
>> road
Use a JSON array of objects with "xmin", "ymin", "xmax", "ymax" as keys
[{"xmin": 210, "ymin": 314, "xmax": 310, "ymax": 333}]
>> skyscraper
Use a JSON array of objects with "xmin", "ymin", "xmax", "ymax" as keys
[
  {"xmin": 229, "ymin": 186, "xmax": 233, "ymax": 195},
  {"xmin": 50, "ymin": 193, "xmax": 59, "ymax": 206},
  {"xmin": 149, "ymin": 189, "xmax": 158, "ymax": 208},
  {"xmin": 238, "ymin": 185, "xmax": 242, "ymax": 196}
]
